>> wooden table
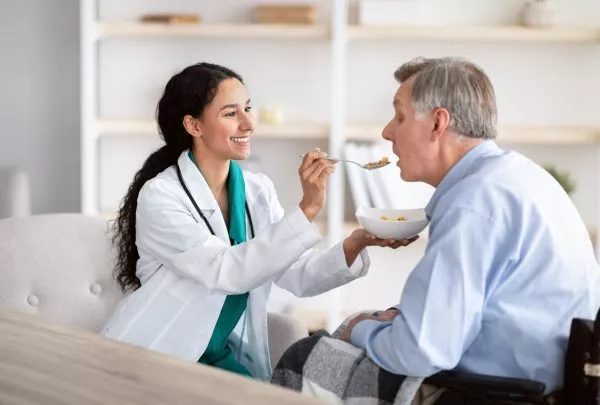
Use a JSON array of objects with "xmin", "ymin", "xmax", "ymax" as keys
[{"xmin": 0, "ymin": 309, "xmax": 324, "ymax": 404}]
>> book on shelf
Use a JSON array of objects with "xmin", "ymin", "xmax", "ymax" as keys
[
  {"xmin": 254, "ymin": 4, "xmax": 316, "ymax": 25},
  {"xmin": 139, "ymin": 14, "xmax": 201, "ymax": 24}
]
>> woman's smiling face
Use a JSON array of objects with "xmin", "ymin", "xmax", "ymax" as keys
[{"xmin": 196, "ymin": 78, "xmax": 255, "ymax": 161}]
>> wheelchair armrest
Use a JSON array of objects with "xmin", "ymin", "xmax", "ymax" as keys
[{"xmin": 424, "ymin": 370, "xmax": 546, "ymax": 400}]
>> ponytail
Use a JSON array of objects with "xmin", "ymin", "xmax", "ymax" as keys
[{"xmin": 113, "ymin": 145, "xmax": 184, "ymax": 291}]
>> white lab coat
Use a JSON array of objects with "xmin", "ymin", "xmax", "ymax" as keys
[{"xmin": 101, "ymin": 150, "xmax": 370, "ymax": 380}]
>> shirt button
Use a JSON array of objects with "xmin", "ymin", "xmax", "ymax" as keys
[
  {"xmin": 27, "ymin": 294, "xmax": 39, "ymax": 307},
  {"xmin": 90, "ymin": 283, "xmax": 102, "ymax": 295}
]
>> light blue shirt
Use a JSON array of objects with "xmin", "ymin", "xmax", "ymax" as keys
[{"xmin": 352, "ymin": 141, "xmax": 600, "ymax": 392}]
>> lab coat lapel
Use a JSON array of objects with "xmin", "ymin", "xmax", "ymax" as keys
[
  {"xmin": 242, "ymin": 172, "xmax": 269, "ymax": 236},
  {"xmin": 176, "ymin": 151, "xmax": 230, "ymax": 244}
]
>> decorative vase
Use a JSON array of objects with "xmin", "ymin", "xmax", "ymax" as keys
[{"xmin": 521, "ymin": 0, "xmax": 557, "ymax": 28}]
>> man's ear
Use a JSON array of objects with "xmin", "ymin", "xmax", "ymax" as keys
[
  {"xmin": 431, "ymin": 108, "xmax": 450, "ymax": 141},
  {"xmin": 182, "ymin": 115, "xmax": 203, "ymax": 139}
]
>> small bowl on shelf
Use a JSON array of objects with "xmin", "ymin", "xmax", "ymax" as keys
[{"xmin": 355, "ymin": 207, "xmax": 429, "ymax": 240}]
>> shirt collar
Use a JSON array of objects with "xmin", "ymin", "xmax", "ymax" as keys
[{"xmin": 425, "ymin": 140, "xmax": 502, "ymax": 218}]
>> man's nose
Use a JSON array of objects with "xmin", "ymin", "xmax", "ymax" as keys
[{"xmin": 381, "ymin": 122, "xmax": 393, "ymax": 141}]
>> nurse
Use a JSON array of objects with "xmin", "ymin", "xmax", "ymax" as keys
[{"xmin": 102, "ymin": 62, "xmax": 416, "ymax": 380}]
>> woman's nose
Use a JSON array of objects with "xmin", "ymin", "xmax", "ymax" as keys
[{"xmin": 240, "ymin": 111, "xmax": 254, "ymax": 132}]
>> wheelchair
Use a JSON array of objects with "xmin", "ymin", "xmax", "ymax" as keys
[{"xmin": 423, "ymin": 309, "xmax": 600, "ymax": 404}]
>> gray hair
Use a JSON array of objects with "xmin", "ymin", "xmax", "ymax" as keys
[{"xmin": 395, "ymin": 57, "xmax": 497, "ymax": 140}]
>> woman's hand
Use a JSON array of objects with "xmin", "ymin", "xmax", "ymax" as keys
[
  {"xmin": 342, "ymin": 229, "xmax": 419, "ymax": 267},
  {"xmin": 298, "ymin": 148, "xmax": 337, "ymax": 222}
]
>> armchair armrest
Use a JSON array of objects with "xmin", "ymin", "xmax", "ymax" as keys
[{"xmin": 424, "ymin": 370, "xmax": 546, "ymax": 403}]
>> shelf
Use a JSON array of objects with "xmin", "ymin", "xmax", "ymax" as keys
[
  {"xmin": 497, "ymin": 126, "xmax": 600, "ymax": 145},
  {"xmin": 97, "ymin": 120, "xmax": 600, "ymax": 145},
  {"xmin": 95, "ymin": 22, "xmax": 328, "ymax": 40},
  {"xmin": 346, "ymin": 124, "xmax": 600, "ymax": 145},
  {"xmin": 96, "ymin": 23, "xmax": 600, "ymax": 43},
  {"xmin": 96, "ymin": 119, "xmax": 329, "ymax": 139},
  {"xmin": 348, "ymin": 25, "xmax": 600, "ymax": 44}
]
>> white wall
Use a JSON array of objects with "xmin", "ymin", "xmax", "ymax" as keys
[
  {"xmin": 2, "ymin": 0, "xmax": 599, "ymax": 324},
  {"xmin": 0, "ymin": 0, "xmax": 80, "ymax": 214}
]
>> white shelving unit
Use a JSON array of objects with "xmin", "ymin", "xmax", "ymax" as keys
[
  {"xmin": 96, "ymin": 119, "xmax": 600, "ymax": 144},
  {"xmin": 96, "ymin": 22, "xmax": 329, "ymax": 39},
  {"xmin": 346, "ymin": 124, "xmax": 600, "ymax": 144},
  {"xmin": 96, "ymin": 119, "xmax": 330, "ymax": 139},
  {"xmin": 348, "ymin": 24, "xmax": 600, "ymax": 43},
  {"xmin": 81, "ymin": 0, "xmax": 600, "ymax": 328}
]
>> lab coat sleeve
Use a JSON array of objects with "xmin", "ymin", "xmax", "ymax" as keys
[
  {"xmin": 274, "ymin": 241, "xmax": 370, "ymax": 297},
  {"xmin": 351, "ymin": 206, "xmax": 504, "ymax": 376},
  {"xmin": 135, "ymin": 179, "xmax": 323, "ymax": 295},
  {"xmin": 264, "ymin": 178, "xmax": 370, "ymax": 297}
]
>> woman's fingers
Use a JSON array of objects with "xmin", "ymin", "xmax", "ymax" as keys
[
  {"xmin": 310, "ymin": 161, "xmax": 336, "ymax": 183},
  {"xmin": 386, "ymin": 235, "xmax": 420, "ymax": 249},
  {"xmin": 300, "ymin": 151, "xmax": 331, "ymax": 181},
  {"xmin": 303, "ymin": 159, "xmax": 335, "ymax": 184},
  {"xmin": 317, "ymin": 165, "xmax": 336, "ymax": 181},
  {"xmin": 359, "ymin": 233, "xmax": 420, "ymax": 248},
  {"xmin": 299, "ymin": 148, "xmax": 326, "ymax": 173}
]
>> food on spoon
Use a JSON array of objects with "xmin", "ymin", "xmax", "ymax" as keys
[
  {"xmin": 380, "ymin": 215, "xmax": 407, "ymax": 221},
  {"xmin": 365, "ymin": 156, "xmax": 390, "ymax": 169}
]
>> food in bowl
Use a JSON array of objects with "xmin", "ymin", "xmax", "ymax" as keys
[
  {"xmin": 356, "ymin": 207, "xmax": 428, "ymax": 240},
  {"xmin": 380, "ymin": 215, "xmax": 407, "ymax": 221}
]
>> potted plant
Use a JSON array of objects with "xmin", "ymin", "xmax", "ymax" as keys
[{"xmin": 544, "ymin": 165, "xmax": 576, "ymax": 195}]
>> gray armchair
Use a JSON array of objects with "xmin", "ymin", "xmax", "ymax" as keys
[
  {"xmin": 0, "ymin": 214, "xmax": 307, "ymax": 367},
  {"xmin": 0, "ymin": 166, "xmax": 30, "ymax": 219}
]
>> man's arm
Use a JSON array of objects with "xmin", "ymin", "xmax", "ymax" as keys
[{"xmin": 348, "ymin": 206, "xmax": 509, "ymax": 377}]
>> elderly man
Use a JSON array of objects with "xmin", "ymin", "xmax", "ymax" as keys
[{"xmin": 271, "ymin": 57, "xmax": 600, "ymax": 404}]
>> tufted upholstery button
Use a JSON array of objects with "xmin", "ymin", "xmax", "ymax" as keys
[
  {"xmin": 27, "ymin": 294, "xmax": 39, "ymax": 307},
  {"xmin": 90, "ymin": 283, "xmax": 102, "ymax": 295}
]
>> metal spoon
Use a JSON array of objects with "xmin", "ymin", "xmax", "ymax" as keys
[{"xmin": 299, "ymin": 154, "xmax": 390, "ymax": 170}]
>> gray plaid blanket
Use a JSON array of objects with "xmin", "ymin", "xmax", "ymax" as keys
[{"xmin": 271, "ymin": 330, "xmax": 424, "ymax": 404}]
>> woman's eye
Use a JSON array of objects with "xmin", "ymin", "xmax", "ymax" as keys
[
  {"xmin": 224, "ymin": 111, "xmax": 236, "ymax": 117},
  {"xmin": 245, "ymin": 106, "xmax": 252, "ymax": 113}
]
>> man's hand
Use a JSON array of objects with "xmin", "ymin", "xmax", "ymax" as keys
[
  {"xmin": 339, "ymin": 312, "xmax": 375, "ymax": 342},
  {"xmin": 339, "ymin": 309, "xmax": 401, "ymax": 343},
  {"xmin": 373, "ymin": 308, "xmax": 401, "ymax": 322}
]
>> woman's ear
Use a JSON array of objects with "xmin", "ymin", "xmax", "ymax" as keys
[
  {"xmin": 431, "ymin": 108, "xmax": 450, "ymax": 141},
  {"xmin": 182, "ymin": 115, "xmax": 203, "ymax": 138}
]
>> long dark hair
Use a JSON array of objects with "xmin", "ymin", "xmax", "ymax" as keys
[{"xmin": 113, "ymin": 63, "xmax": 244, "ymax": 292}]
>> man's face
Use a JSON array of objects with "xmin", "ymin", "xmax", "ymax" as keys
[{"xmin": 381, "ymin": 79, "xmax": 433, "ymax": 183}]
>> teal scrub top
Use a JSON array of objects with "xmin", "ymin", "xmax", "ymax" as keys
[{"xmin": 188, "ymin": 151, "xmax": 251, "ymax": 377}]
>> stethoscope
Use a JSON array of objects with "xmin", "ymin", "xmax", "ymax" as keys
[{"xmin": 176, "ymin": 163, "xmax": 255, "ymax": 241}]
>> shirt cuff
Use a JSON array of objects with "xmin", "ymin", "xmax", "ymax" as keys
[
  {"xmin": 331, "ymin": 241, "xmax": 370, "ymax": 277},
  {"xmin": 350, "ymin": 319, "xmax": 390, "ymax": 349},
  {"xmin": 284, "ymin": 207, "xmax": 322, "ymax": 250}
]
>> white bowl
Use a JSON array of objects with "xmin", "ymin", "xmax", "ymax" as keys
[{"xmin": 356, "ymin": 207, "xmax": 429, "ymax": 240}]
